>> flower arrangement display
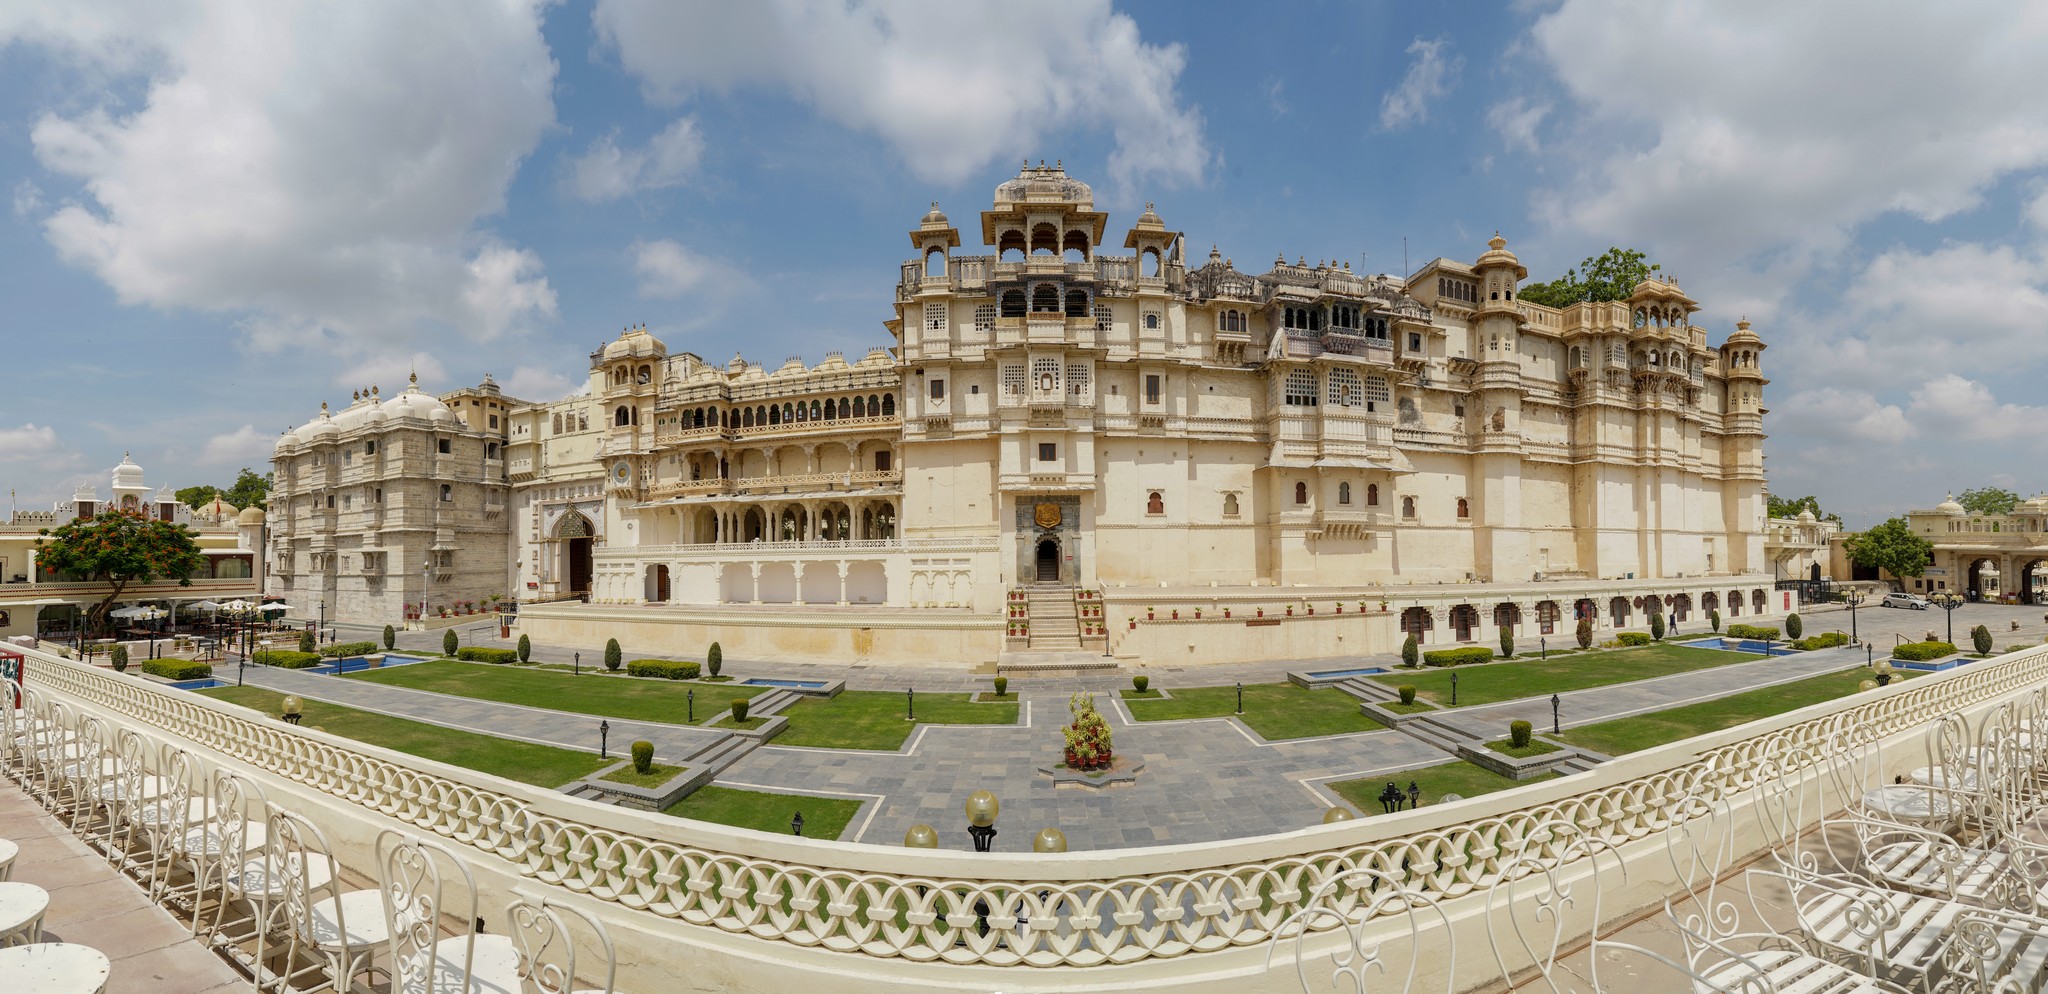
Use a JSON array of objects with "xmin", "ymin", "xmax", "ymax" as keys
[{"xmin": 1061, "ymin": 692, "xmax": 1114, "ymax": 771}]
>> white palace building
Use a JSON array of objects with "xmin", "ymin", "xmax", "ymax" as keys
[{"xmin": 271, "ymin": 163, "xmax": 1786, "ymax": 666}]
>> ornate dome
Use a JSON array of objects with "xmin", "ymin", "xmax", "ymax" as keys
[
  {"xmin": 993, "ymin": 160, "xmax": 1093, "ymax": 206},
  {"xmin": 274, "ymin": 428, "xmax": 299, "ymax": 454},
  {"xmin": 1475, "ymin": 233, "xmax": 1529, "ymax": 280},
  {"xmin": 112, "ymin": 452, "xmax": 144, "ymax": 489},
  {"xmin": 237, "ymin": 506, "xmax": 266, "ymax": 526},
  {"xmin": 1936, "ymin": 493, "xmax": 1966, "ymax": 515},
  {"xmin": 1726, "ymin": 318, "xmax": 1763, "ymax": 345},
  {"xmin": 920, "ymin": 202, "xmax": 948, "ymax": 226},
  {"xmin": 1796, "ymin": 509, "xmax": 1816, "ymax": 523},
  {"xmin": 602, "ymin": 323, "xmax": 667, "ymax": 361}
]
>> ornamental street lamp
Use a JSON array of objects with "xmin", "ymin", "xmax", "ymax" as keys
[
  {"xmin": 906, "ymin": 687, "xmax": 915, "ymax": 721},
  {"xmin": 573, "ymin": 651, "xmax": 580, "ymax": 677},
  {"xmin": 903, "ymin": 824, "xmax": 939, "ymax": 848},
  {"xmin": 1407, "ymin": 781, "xmax": 1421, "ymax": 809},
  {"xmin": 1844, "ymin": 590, "xmax": 1865, "ymax": 645},
  {"xmin": 1873, "ymin": 659, "xmax": 1895, "ymax": 687},
  {"xmin": 317, "ymin": 599, "xmax": 326, "ymax": 644},
  {"xmin": 1540, "ymin": 637, "xmax": 1547, "ymax": 661},
  {"xmin": 1933, "ymin": 591, "xmax": 1964, "ymax": 645},
  {"xmin": 1235, "ymin": 681, "xmax": 1243, "ymax": 715},
  {"xmin": 791, "ymin": 811, "xmax": 805, "ymax": 836},
  {"xmin": 687, "ymin": 688, "xmax": 694, "ymax": 723},
  {"xmin": 965, "ymin": 790, "xmax": 999, "ymax": 852},
  {"xmin": 1450, "ymin": 671, "xmax": 1459, "ymax": 706},
  {"xmin": 1551, "ymin": 693, "xmax": 1562, "ymax": 735},
  {"xmin": 281, "ymin": 695, "xmax": 303, "ymax": 725},
  {"xmin": 599, "ymin": 719, "xmax": 611, "ymax": 759}
]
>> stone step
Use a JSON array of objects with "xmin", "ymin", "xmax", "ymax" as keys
[
  {"xmin": 1336, "ymin": 677, "xmax": 1399, "ymax": 702},
  {"xmin": 741, "ymin": 689, "xmax": 802, "ymax": 717},
  {"xmin": 998, "ymin": 649, "xmax": 1119, "ymax": 672}
]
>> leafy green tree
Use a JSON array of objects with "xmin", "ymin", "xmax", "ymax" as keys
[
  {"xmin": 111, "ymin": 645, "xmax": 129, "ymax": 673},
  {"xmin": 1400, "ymin": 634, "xmax": 1419, "ymax": 668},
  {"xmin": 604, "ymin": 638, "xmax": 622, "ymax": 672},
  {"xmin": 175, "ymin": 484, "xmax": 222, "ymax": 510},
  {"xmin": 707, "ymin": 641, "xmax": 723, "ymax": 677},
  {"xmin": 1767, "ymin": 494, "xmax": 1842, "ymax": 524},
  {"xmin": 1710, "ymin": 610, "xmax": 1721, "ymax": 633},
  {"xmin": 1785, "ymin": 613, "xmax": 1802, "ymax": 641},
  {"xmin": 298, "ymin": 629, "xmax": 316, "ymax": 654},
  {"xmin": 1517, "ymin": 247, "xmax": 1662, "ymax": 308},
  {"xmin": 176, "ymin": 468, "xmax": 272, "ymax": 513},
  {"xmin": 1845, "ymin": 517, "xmax": 1934, "ymax": 579},
  {"xmin": 384, "ymin": 625, "xmax": 397, "ymax": 651},
  {"xmin": 1958, "ymin": 487, "xmax": 2021, "ymax": 516},
  {"xmin": 34, "ymin": 510, "xmax": 207, "ymax": 635},
  {"xmin": 1650, "ymin": 611, "xmax": 1666, "ymax": 641},
  {"xmin": 1498, "ymin": 625, "xmax": 1514, "ymax": 659},
  {"xmin": 1972, "ymin": 624, "xmax": 1993, "ymax": 656}
]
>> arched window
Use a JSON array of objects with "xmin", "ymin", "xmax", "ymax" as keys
[
  {"xmin": 439, "ymin": 484, "xmax": 452, "ymax": 502},
  {"xmin": 1142, "ymin": 248, "xmax": 1161, "ymax": 276},
  {"xmin": 614, "ymin": 406, "xmax": 631, "ymax": 427},
  {"xmin": 782, "ymin": 403, "xmax": 795, "ymax": 424},
  {"xmin": 552, "ymin": 413, "xmax": 562, "ymax": 435},
  {"xmin": 794, "ymin": 402, "xmax": 806, "ymax": 423},
  {"xmin": 1032, "ymin": 283, "xmax": 1060, "ymax": 312},
  {"xmin": 1457, "ymin": 497, "xmax": 1470, "ymax": 518},
  {"xmin": 769, "ymin": 406, "xmax": 780, "ymax": 426},
  {"xmin": 810, "ymin": 400, "xmax": 822, "ymax": 421},
  {"xmin": 881, "ymin": 394, "xmax": 896, "ymax": 416},
  {"xmin": 823, "ymin": 399, "xmax": 836, "ymax": 420},
  {"xmin": 742, "ymin": 408, "xmax": 754, "ymax": 427},
  {"xmin": 1144, "ymin": 313, "xmax": 1160, "ymax": 330},
  {"xmin": 637, "ymin": 365, "xmax": 651, "ymax": 384},
  {"xmin": 1338, "ymin": 482, "xmax": 1352, "ymax": 505},
  {"xmin": 1223, "ymin": 493, "xmax": 1239, "ymax": 515},
  {"xmin": 925, "ymin": 248, "xmax": 946, "ymax": 277},
  {"xmin": 1366, "ymin": 483, "xmax": 1379, "ymax": 506},
  {"xmin": 853, "ymin": 396, "xmax": 867, "ymax": 418},
  {"xmin": 1402, "ymin": 496, "xmax": 1415, "ymax": 518},
  {"xmin": 1147, "ymin": 492, "xmax": 1164, "ymax": 515},
  {"xmin": 1065, "ymin": 288, "xmax": 1089, "ymax": 318},
  {"xmin": 1294, "ymin": 481, "xmax": 1309, "ymax": 505}
]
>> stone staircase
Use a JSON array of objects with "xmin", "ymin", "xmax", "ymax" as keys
[
  {"xmin": 559, "ymin": 725, "xmax": 764, "ymax": 808},
  {"xmin": 1025, "ymin": 587, "xmax": 1083, "ymax": 650},
  {"xmin": 1334, "ymin": 677, "xmax": 1609, "ymax": 779}
]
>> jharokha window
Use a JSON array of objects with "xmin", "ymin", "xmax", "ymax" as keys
[
  {"xmin": 1457, "ymin": 497, "xmax": 1470, "ymax": 518},
  {"xmin": 1146, "ymin": 492, "xmax": 1165, "ymax": 515}
]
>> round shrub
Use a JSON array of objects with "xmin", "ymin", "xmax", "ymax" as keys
[
  {"xmin": 993, "ymin": 675, "xmax": 1008, "ymax": 697},
  {"xmin": 631, "ymin": 740, "xmax": 653, "ymax": 775},
  {"xmin": 299, "ymin": 629, "xmax": 316, "ymax": 654},
  {"xmin": 1510, "ymin": 720, "xmax": 1533, "ymax": 749},
  {"xmin": 604, "ymin": 638, "xmax": 622, "ymax": 672},
  {"xmin": 111, "ymin": 645, "xmax": 129, "ymax": 673},
  {"xmin": 732, "ymin": 698, "xmax": 752, "ymax": 723},
  {"xmin": 382, "ymin": 624, "xmax": 396, "ymax": 651},
  {"xmin": 1401, "ymin": 634, "xmax": 1419, "ymax": 668},
  {"xmin": 1398, "ymin": 685, "xmax": 1417, "ymax": 706},
  {"xmin": 707, "ymin": 642, "xmax": 723, "ymax": 677},
  {"xmin": 1133, "ymin": 674, "xmax": 1149, "ymax": 693},
  {"xmin": 1575, "ymin": 615, "xmax": 1594, "ymax": 649},
  {"xmin": 516, "ymin": 633, "xmax": 531, "ymax": 663},
  {"xmin": 1785, "ymin": 612, "xmax": 1803, "ymax": 641},
  {"xmin": 1649, "ymin": 612, "xmax": 1665, "ymax": 641},
  {"xmin": 442, "ymin": 629, "xmax": 458, "ymax": 656},
  {"xmin": 1972, "ymin": 624, "xmax": 1993, "ymax": 656}
]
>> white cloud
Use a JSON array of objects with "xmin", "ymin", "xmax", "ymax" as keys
[
  {"xmin": 566, "ymin": 116, "xmax": 705, "ymax": 202},
  {"xmin": 10, "ymin": 179, "xmax": 43, "ymax": 218},
  {"xmin": 1828, "ymin": 242, "xmax": 2048, "ymax": 381},
  {"xmin": 1772, "ymin": 388, "xmax": 1912, "ymax": 443},
  {"xmin": 1905, "ymin": 374, "xmax": 2048, "ymax": 441},
  {"xmin": 631, "ymin": 238, "xmax": 747, "ymax": 299},
  {"xmin": 332, "ymin": 352, "xmax": 448, "ymax": 393},
  {"xmin": 1379, "ymin": 36, "xmax": 1460, "ymax": 130},
  {"xmin": 591, "ymin": 0, "xmax": 1211, "ymax": 193},
  {"xmin": 8, "ymin": 3, "xmax": 560, "ymax": 356},
  {"xmin": 1486, "ymin": 96, "xmax": 1549, "ymax": 154},
  {"xmin": 1261, "ymin": 77, "xmax": 1287, "ymax": 116},
  {"xmin": 2026, "ymin": 186, "xmax": 2048, "ymax": 233},
  {"xmin": 501, "ymin": 365, "xmax": 578, "ymax": 402},
  {"xmin": 1523, "ymin": 1, "xmax": 2048, "ymax": 278},
  {"xmin": 0, "ymin": 423, "xmax": 61, "ymax": 463},
  {"xmin": 197, "ymin": 425, "xmax": 273, "ymax": 466}
]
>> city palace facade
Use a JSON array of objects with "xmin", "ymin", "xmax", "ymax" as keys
[{"xmin": 272, "ymin": 163, "xmax": 1783, "ymax": 666}]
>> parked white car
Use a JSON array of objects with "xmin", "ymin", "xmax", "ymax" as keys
[{"xmin": 1881, "ymin": 592, "xmax": 1930, "ymax": 610}]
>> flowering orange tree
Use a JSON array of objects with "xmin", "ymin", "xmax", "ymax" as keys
[{"xmin": 35, "ymin": 510, "xmax": 207, "ymax": 635}]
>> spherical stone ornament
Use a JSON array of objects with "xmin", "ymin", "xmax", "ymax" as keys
[
  {"xmin": 965, "ymin": 790, "xmax": 1000, "ymax": 829},
  {"xmin": 1859, "ymin": 679, "xmax": 1879, "ymax": 692},
  {"xmin": 1032, "ymin": 827, "xmax": 1067, "ymax": 853},
  {"xmin": 902, "ymin": 824, "xmax": 939, "ymax": 848},
  {"xmin": 1321, "ymin": 807, "xmax": 1355, "ymax": 825}
]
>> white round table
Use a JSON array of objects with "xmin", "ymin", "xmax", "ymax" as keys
[
  {"xmin": 0, "ymin": 882, "xmax": 51, "ymax": 946},
  {"xmin": 1862, "ymin": 785, "xmax": 1955, "ymax": 826},
  {"xmin": 1906, "ymin": 766, "xmax": 1982, "ymax": 791},
  {"xmin": 0, "ymin": 943, "xmax": 111, "ymax": 994},
  {"xmin": 0, "ymin": 838, "xmax": 18, "ymax": 882}
]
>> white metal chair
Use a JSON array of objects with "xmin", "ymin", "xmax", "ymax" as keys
[
  {"xmin": 1263, "ymin": 866, "xmax": 1458, "ymax": 994},
  {"xmin": 502, "ymin": 894, "xmax": 622, "ymax": 994},
  {"xmin": 380, "ymin": 830, "xmax": 521, "ymax": 994},
  {"xmin": 267, "ymin": 803, "xmax": 391, "ymax": 994}
]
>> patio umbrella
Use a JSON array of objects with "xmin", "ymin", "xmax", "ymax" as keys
[
  {"xmin": 108, "ymin": 606, "xmax": 149, "ymax": 620},
  {"xmin": 191, "ymin": 600, "xmax": 223, "ymax": 611},
  {"xmin": 258, "ymin": 603, "xmax": 293, "ymax": 614},
  {"xmin": 220, "ymin": 599, "xmax": 253, "ymax": 612}
]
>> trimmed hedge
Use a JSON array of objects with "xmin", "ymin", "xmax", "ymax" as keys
[
  {"xmin": 141, "ymin": 658, "xmax": 213, "ymax": 680},
  {"xmin": 456, "ymin": 647, "xmax": 520, "ymax": 664},
  {"xmin": 320, "ymin": 640, "xmax": 379, "ymax": 658},
  {"xmin": 1725, "ymin": 624, "xmax": 1780, "ymax": 641},
  {"xmin": 1792, "ymin": 631, "xmax": 1849, "ymax": 651},
  {"xmin": 1509, "ymin": 720, "xmax": 1533, "ymax": 748},
  {"xmin": 1616, "ymin": 632, "xmax": 1653, "ymax": 646},
  {"xmin": 1893, "ymin": 640, "xmax": 1958, "ymax": 662},
  {"xmin": 631, "ymin": 740, "xmax": 654, "ymax": 774},
  {"xmin": 1422, "ymin": 646, "xmax": 1494, "ymax": 668},
  {"xmin": 253, "ymin": 650, "xmax": 322, "ymax": 669},
  {"xmin": 625, "ymin": 659, "xmax": 701, "ymax": 680}
]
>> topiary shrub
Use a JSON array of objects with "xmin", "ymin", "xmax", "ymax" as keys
[
  {"xmin": 1423, "ymin": 646, "xmax": 1494, "ymax": 667},
  {"xmin": 517, "ymin": 634, "xmax": 531, "ymax": 663},
  {"xmin": 1725, "ymin": 624, "xmax": 1780, "ymax": 641},
  {"xmin": 383, "ymin": 625, "xmax": 396, "ymax": 651},
  {"xmin": 456, "ymin": 647, "xmax": 519, "ymax": 664},
  {"xmin": 1785, "ymin": 613, "xmax": 1803, "ymax": 641},
  {"xmin": 1133, "ymin": 674, "xmax": 1149, "ymax": 693},
  {"xmin": 443, "ymin": 629, "xmax": 458, "ymax": 656},
  {"xmin": 631, "ymin": 740, "xmax": 653, "ymax": 775},
  {"xmin": 993, "ymin": 675, "xmax": 1008, "ymax": 697},
  {"xmin": 707, "ymin": 642, "xmax": 722, "ymax": 677},
  {"xmin": 252, "ymin": 650, "xmax": 323, "ymax": 669},
  {"xmin": 604, "ymin": 638, "xmax": 622, "ymax": 672},
  {"xmin": 1893, "ymin": 640, "xmax": 1957, "ymax": 662},
  {"xmin": 299, "ymin": 629, "xmax": 316, "ymax": 654},
  {"xmin": 1649, "ymin": 612, "xmax": 1665, "ymax": 641},
  {"xmin": 1401, "ymin": 634, "xmax": 1419, "ymax": 668},
  {"xmin": 1972, "ymin": 624, "xmax": 1993, "ymax": 655},
  {"xmin": 1510, "ymin": 720, "xmax": 1533, "ymax": 749},
  {"xmin": 1709, "ymin": 609, "xmax": 1722, "ymax": 633},
  {"xmin": 320, "ymin": 641, "xmax": 378, "ymax": 658},
  {"xmin": 1792, "ymin": 631, "xmax": 1849, "ymax": 650},
  {"xmin": 1399, "ymin": 685, "xmax": 1417, "ymax": 706},
  {"xmin": 141, "ymin": 658, "xmax": 211, "ymax": 680},
  {"xmin": 732, "ymin": 698, "xmax": 752, "ymax": 723},
  {"xmin": 1575, "ymin": 615, "xmax": 1594, "ymax": 649},
  {"xmin": 111, "ymin": 645, "xmax": 129, "ymax": 673},
  {"xmin": 1498, "ymin": 625, "xmax": 1514, "ymax": 660},
  {"xmin": 1616, "ymin": 632, "xmax": 1653, "ymax": 647},
  {"xmin": 625, "ymin": 659, "xmax": 700, "ymax": 680}
]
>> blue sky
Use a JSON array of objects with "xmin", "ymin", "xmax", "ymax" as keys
[{"xmin": 3, "ymin": 1, "xmax": 2046, "ymax": 527}]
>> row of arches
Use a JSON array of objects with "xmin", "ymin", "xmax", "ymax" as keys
[
  {"xmin": 672, "ymin": 395, "xmax": 897, "ymax": 431},
  {"xmin": 679, "ymin": 499, "xmax": 899, "ymax": 545},
  {"xmin": 607, "ymin": 364, "xmax": 654, "ymax": 387},
  {"xmin": 998, "ymin": 284, "xmax": 1092, "ymax": 319},
  {"xmin": 1632, "ymin": 306, "xmax": 1689, "ymax": 329},
  {"xmin": 994, "ymin": 223, "xmax": 1093, "ymax": 261},
  {"xmin": 1397, "ymin": 588, "xmax": 1770, "ymax": 644}
]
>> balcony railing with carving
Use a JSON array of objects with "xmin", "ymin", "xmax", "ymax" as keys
[{"xmin": 643, "ymin": 470, "xmax": 903, "ymax": 501}]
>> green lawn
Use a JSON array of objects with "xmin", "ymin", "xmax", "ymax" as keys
[
  {"xmin": 1125, "ymin": 683, "xmax": 1383, "ymax": 740},
  {"xmin": 1368, "ymin": 643, "xmax": 1763, "ymax": 707},
  {"xmin": 350, "ymin": 659, "xmax": 757, "ymax": 723},
  {"xmin": 197, "ymin": 685, "xmax": 607, "ymax": 788},
  {"xmin": 773, "ymin": 691, "xmax": 1019, "ymax": 750},
  {"xmin": 601, "ymin": 762, "xmax": 683, "ymax": 788},
  {"xmin": 1331, "ymin": 761, "xmax": 1555, "ymax": 814},
  {"xmin": 1558, "ymin": 666, "xmax": 1911, "ymax": 756},
  {"xmin": 663, "ymin": 785, "xmax": 862, "ymax": 840},
  {"xmin": 1486, "ymin": 738, "xmax": 1560, "ymax": 758}
]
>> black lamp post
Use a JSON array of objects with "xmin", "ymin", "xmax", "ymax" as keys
[
  {"xmin": 317, "ymin": 598, "xmax": 326, "ymax": 644},
  {"xmin": 574, "ymin": 651, "xmax": 580, "ymax": 676},
  {"xmin": 1407, "ymin": 781, "xmax": 1421, "ymax": 810},
  {"xmin": 906, "ymin": 687, "xmax": 915, "ymax": 721},
  {"xmin": 1235, "ymin": 681, "xmax": 1243, "ymax": 715},
  {"xmin": 687, "ymin": 689, "xmax": 695, "ymax": 723},
  {"xmin": 1450, "ymin": 671, "xmax": 1458, "ymax": 706},
  {"xmin": 1540, "ymin": 637, "xmax": 1546, "ymax": 661},
  {"xmin": 791, "ymin": 811, "xmax": 805, "ymax": 836},
  {"xmin": 1934, "ymin": 591, "xmax": 1962, "ymax": 646},
  {"xmin": 1376, "ymin": 782, "xmax": 1404, "ymax": 813},
  {"xmin": 1844, "ymin": 590, "xmax": 1864, "ymax": 645},
  {"xmin": 965, "ymin": 790, "xmax": 999, "ymax": 852},
  {"xmin": 599, "ymin": 719, "xmax": 610, "ymax": 759},
  {"xmin": 1550, "ymin": 693, "xmax": 1561, "ymax": 735}
]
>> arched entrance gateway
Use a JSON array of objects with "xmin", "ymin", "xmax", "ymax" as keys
[
  {"xmin": 2023, "ymin": 559, "xmax": 2048, "ymax": 605},
  {"xmin": 1968, "ymin": 558, "xmax": 2001, "ymax": 601},
  {"xmin": 1035, "ymin": 538, "xmax": 1060, "ymax": 583},
  {"xmin": 556, "ymin": 511, "xmax": 595, "ymax": 600}
]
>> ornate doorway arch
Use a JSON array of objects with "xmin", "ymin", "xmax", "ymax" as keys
[{"xmin": 556, "ymin": 511, "xmax": 595, "ymax": 599}]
